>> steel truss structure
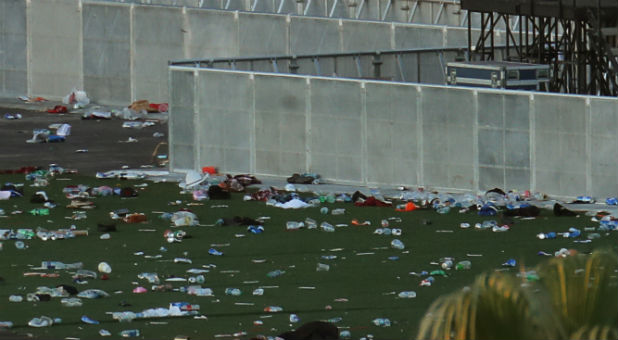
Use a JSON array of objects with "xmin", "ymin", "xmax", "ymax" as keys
[{"xmin": 463, "ymin": 0, "xmax": 618, "ymax": 95}]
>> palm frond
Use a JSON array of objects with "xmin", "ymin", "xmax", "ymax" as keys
[
  {"xmin": 416, "ymin": 272, "xmax": 564, "ymax": 340},
  {"xmin": 536, "ymin": 249, "xmax": 618, "ymax": 335}
]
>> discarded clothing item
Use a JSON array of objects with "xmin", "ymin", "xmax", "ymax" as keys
[
  {"xmin": 233, "ymin": 174, "xmax": 261, "ymax": 186},
  {"xmin": 553, "ymin": 203, "xmax": 577, "ymax": 217},
  {"xmin": 396, "ymin": 202, "xmax": 418, "ymax": 212},
  {"xmin": 220, "ymin": 176, "xmax": 245, "ymax": 192},
  {"xmin": 478, "ymin": 203, "xmax": 498, "ymax": 216},
  {"xmin": 56, "ymin": 284, "xmax": 78, "ymax": 296},
  {"xmin": 124, "ymin": 213, "xmax": 147, "ymax": 223},
  {"xmin": 287, "ymin": 173, "xmax": 321, "ymax": 185},
  {"xmin": 486, "ymin": 187, "xmax": 506, "ymax": 196},
  {"xmin": 274, "ymin": 198, "xmax": 311, "ymax": 209},
  {"xmin": 351, "ymin": 191, "xmax": 367, "ymax": 203},
  {"xmin": 504, "ymin": 205, "xmax": 540, "ymax": 217},
  {"xmin": 47, "ymin": 105, "xmax": 68, "ymax": 114},
  {"xmin": 354, "ymin": 196, "xmax": 392, "ymax": 207},
  {"xmin": 208, "ymin": 185, "xmax": 230, "ymax": 200}
]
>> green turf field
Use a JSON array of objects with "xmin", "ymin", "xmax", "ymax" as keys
[{"xmin": 0, "ymin": 174, "xmax": 616, "ymax": 340}]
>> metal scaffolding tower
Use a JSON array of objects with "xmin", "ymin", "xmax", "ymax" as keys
[{"xmin": 462, "ymin": 0, "xmax": 618, "ymax": 96}]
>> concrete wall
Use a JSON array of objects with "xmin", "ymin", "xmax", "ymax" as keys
[
  {"xmin": 0, "ymin": 0, "xmax": 496, "ymax": 105},
  {"xmin": 169, "ymin": 66, "xmax": 618, "ymax": 199}
]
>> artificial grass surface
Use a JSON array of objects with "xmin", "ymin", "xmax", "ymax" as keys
[{"xmin": 0, "ymin": 174, "xmax": 616, "ymax": 340}]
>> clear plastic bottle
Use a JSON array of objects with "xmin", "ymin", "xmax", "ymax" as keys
[
  {"xmin": 267, "ymin": 269, "xmax": 285, "ymax": 278},
  {"xmin": 286, "ymin": 221, "xmax": 304, "ymax": 230},
  {"xmin": 372, "ymin": 318, "xmax": 391, "ymax": 327},
  {"xmin": 331, "ymin": 208, "xmax": 345, "ymax": 215},
  {"xmin": 320, "ymin": 222, "xmax": 335, "ymax": 232},
  {"xmin": 390, "ymin": 239, "xmax": 405, "ymax": 250},
  {"xmin": 456, "ymin": 260, "xmax": 471, "ymax": 270},
  {"xmin": 397, "ymin": 291, "xmax": 416, "ymax": 298},
  {"xmin": 225, "ymin": 288, "xmax": 241, "ymax": 296},
  {"xmin": 119, "ymin": 329, "xmax": 140, "ymax": 337}
]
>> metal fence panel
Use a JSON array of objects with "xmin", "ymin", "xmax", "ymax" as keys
[
  {"xmin": 340, "ymin": 20, "xmax": 392, "ymax": 52},
  {"xmin": 534, "ymin": 94, "xmax": 587, "ymax": 197},
  {"xmin": 133, "ymin": 5, "xmax": 185, "ymax": 102},
  {"xmin": 30, "ymin": 0, "xmax": 82, "ymax": 98},
  {"xmin": 394, "ymin": 24, "xmax": 444, "ymax": 49},
  {"xmin": 589, "ymin": 97, "xmax": 618, "ymax": 197},
  {"xmin": 238, "ymin": 12, "xmax": 288, "ymax": 56},
  {"xmin": 169, "ymin": 69, "xmax": 196, "ymax": 170},
  {"xmin": 309, "ymin": 78, "xmax": 363, "ymax": 182},
  {"xmin": 365, "ymin": 82, "xmax": 419, "ymax": 186},
  {"xmin": 289, "ymin": 16, "xmax": 341, "ymax": 55},
  {"xmin": 254, "ymin": 74, "xmax": 308, "ymax": 175},
  {"xmin": 421, "ymin": 86, "xmax": 475, "ymax": 190},
  {"xmin": 83, "ymin": 3, "xmax": 131, "ymax": 105},
  {"xmin": 197, "ymin": 71, "xmax": 253, "ymax": 173},
  {"xmin": 0, "ymin": 0, "xmax": 27, "ymax": 97},
  {"xmin": 186, "ymin": 9, "xmax": 239, "ymax": 59}
]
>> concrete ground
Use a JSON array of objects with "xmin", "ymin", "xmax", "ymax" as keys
[{"xmin": 0, "ymin": 98, "xmax": 168, "ymax": 176}]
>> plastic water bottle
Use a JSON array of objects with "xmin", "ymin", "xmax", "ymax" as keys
[
  {"xmin": 327, "ymin": 317, "xmax": 342, "ymax": 323},
  {"xmin": 252, "ymin": 288, "xmax": 264, "ymax": 296},
  {"xmin": 381, "ymin": 219, "xmax": 389, "ymax": 227},
  {"xmin": 331, "ymin": 208, "xmax": 345, "ymax": 215},
  {"xmin": 316, "ymin": 263, "xmax": 330, "ymax": 271},
  {"xmin": 267, "ymin": 269, "xmax": 285, "ymax": 278},
  {"xmin": 587, "ymin": 233, "xmax": 601, "ymax": 240},
  {"xmin": 339, "ymin": 330, "xmax": 351, "ymax": 338},
  {"xmin": 397, "ymin": 291, "xmax": 416, "ymax": 298},
  {"xmin": 502, "ymin": 259, "xmax": 516, "ymax": 267},
  {"xmin": 536, "ymin": 232, "xmax": 556, "ymax": 239},
  {"xmin": 286, "ymin": 221, "xmax": 304, "ymax": 230},
  {"xmin": 9, "ymin": 295, "xmax": 23, "ymax": 302},
  {"xmin": 119, "ymin": 329, "xmax": 140, "ymax": 337},
  {"xmin": 320, "ymin": 207, "xmax": 329, "ymax": 214},
  {"xmin": 289, "ymin": 314, "xmax": 300, "ymax": 323},
  {"xmin": 264, "ymin": 306, "xmax": 283, "ymax": 312},
  {"xmin": 436, "ymin": 206, "xmax": 450, "ymax": 214},
  {"xmin": 320, "ymin": 222, "xmax": 335, "ymax": 232},
  {"xmin": 390, "ymin": 239, "xmax": 405, "ymax": 250},
  {"xmin": 456, "ymin": 260, "xmax": 471, "ymax": 270},
  {"xmin": 372, "ymin": 318, "xmax": 391, "ymax": 327},
  {"xmin": 304, "ymin": 218, "xmax": 317, "ymax": 229},
  {"xmin": 225, "ymin": 288, "xmax": 241, "ymax": 296}
]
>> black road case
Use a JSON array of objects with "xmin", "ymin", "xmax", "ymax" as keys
[{"xmin": 446, "ymin": 61, "xmax": 550, "ymax": 91}]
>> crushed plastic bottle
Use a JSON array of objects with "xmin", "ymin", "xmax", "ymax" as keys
[
  {"xmin": 119, "ymin": 329, "xmax": 140, "ymax": 337},
  {"xmin": 456, "ymin": 260, "xmax": 471, "ymax": 270},
  {"xmin": 225, "ymin": 288, "xmax": 241, "ymax": 296},
  {"xmin": 286, "ymin": 221, "xmax": 305, "ymax": 230},
  {"xmin": 339, "ymin": 330, "xmax": 351, "ymax": 338},
  {"xmin": 320, "ymin": 222, "xmax": 335, "ymax": 232},
  {"xmin": 390, "ymin": 239, "xmax": 405, "ymax": 250},
  {"xmin": 331, "ymin": 208, "xmax": 345, "ymax": 215},
  {"xmin": 502, "ymin": 259, "xmax": 516, "ymax": 267},
  {"xmin": 316, "ymin": 263, "xmax": 330, "ymax": 272},
  {"xmin": 289, "ymin": 314, "xmax": 300, "ymax": 323},
  {"xmin": 264, "ymin": 306, "xmax": 283, "ymax": 312},
  {"xmin": 397, "ymin": 291, "xmax": 416, "ymax": 298},
  {"xmin": 252, "ymin": 288, "xmax": 264, "ymax": 296},
  {"xmin": 372, "ymin": 318, "xmax": 391, "ymax": 327},
  {"xmin": 267, "ymin": 269, "xmax": 285, "ymax": 278},
  {"xmin": 536, "ymin": 232, "xmax": 557, "ymax": 240}
]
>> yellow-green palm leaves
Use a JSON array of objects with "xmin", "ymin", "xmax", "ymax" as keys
[
  {"xmin": 535, "ymin": 249, "xmax": 618, "ymax": 339},
  {"xmin": 416, "ymin": 249, "xmax": 618, "ymax": 340},
  {"xmin": 416, "ymin": 272, "xmax": 564, "ymax": 340}
]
